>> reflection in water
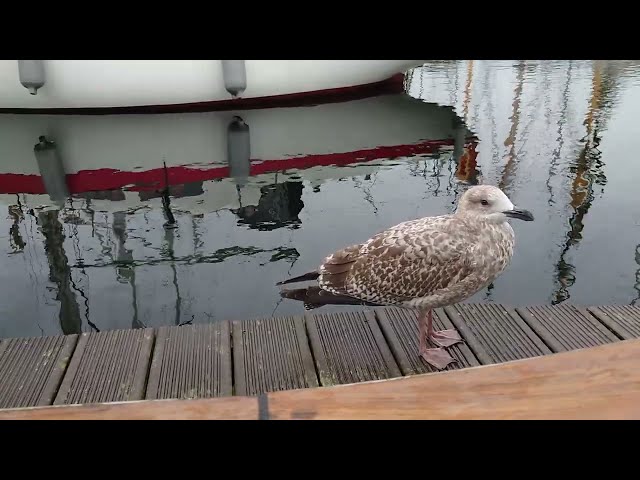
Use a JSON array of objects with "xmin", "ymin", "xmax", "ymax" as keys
[
  {"xmin": 38, "ymin": 209, "xmax": 81, "ymax": 335},
  {"xmin": 462, "ymin": 60, "xmax": 473, "ymax": 124},
  {"xmin": 227, "ymin": 115, "xmax": 251, "ymax": 189},
  {"xmin": 546, "ymin": 61, "xmax": 572, "ymax": 206},
  {"xmin": 455, "ymin": 138, "xmax": 480, "ymax": 185},
  {"xmin": 72, "ymin": 244, "xmax": 301, "ymax": 270},
  {"xmin": 551, "ymin": 61, "xmax": 617, "ymax": 304},
  {"xmin": 66, "ymin": 211, "xmax": 97, "ymax": 332},
  {"xmin": 112, "ymin": 211, "xmax": 142, "ymax": 329},
  {"xmin": 138, "ymin": 182, "xmax": 204, "ymax": 202},
  {"xmin": 160, "ymin": 163, "xmax": 177, "ymax": 228},
  {"xmin": 34, "ymin": 136, "xmax": 69, "ymax": 207},
  {"xmin": 234, "ymin": 182, "xmax": 305, "ymax": 231},
  {"xmin": 162, "ymin": 221, "xmax": 182, "ymax": 325},
  {"xmin": 3, "ymin": 62, "xmax": 640, "ymax": 338},
  {"xmin": 8, "ymin": 203, "xmax": 25, "ymax": 253},
  {"xmin": 498, "ymin": 60, "xmax": 525, "ymax": 194}
]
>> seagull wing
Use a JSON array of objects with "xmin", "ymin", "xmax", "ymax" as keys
[{"xmin": 317, "ymin": 216, "xmax": 482, "ymax": 304}]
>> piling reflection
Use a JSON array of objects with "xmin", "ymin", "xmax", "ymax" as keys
[
  {"xmin": 34, "ymin": 136, "xmax": 69, "ymax": 207},
  {"xmin": 112, "ymin": 211, "xmax": 142, "ymax": 329},
  {"xmin": 38, "ymin": 209, "xmax": 81, "ymax": 335},
  {"xmin": 227, "ymin": 116, "xmax": 251, "ymax": 187}
]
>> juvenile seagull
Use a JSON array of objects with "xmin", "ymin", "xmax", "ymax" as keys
[{"xmin": 277, "ymin": 185, "xmax": 534, "ymax": 370}]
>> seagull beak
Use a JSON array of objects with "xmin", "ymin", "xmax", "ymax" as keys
[{"xmin": 504, "ymin": 207, "xmax": 534, "ymax": 221}]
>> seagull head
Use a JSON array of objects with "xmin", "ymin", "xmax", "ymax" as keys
[{"xmin": 456, "ymin": 185, "xmax": 534, "ymax": 224}]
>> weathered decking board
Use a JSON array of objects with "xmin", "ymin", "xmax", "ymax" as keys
[
  {"xmin": 0, "ymin": 334, "xmax": 77, "ymax": 409},
  {"xmin": 305, "ymin": 310, "xmax": 400, "ymax": 387},
  {"xmin": 1, "ymin": 302, "xmax": 639, "ymax": 412},
  {"xmin": 146, "ymin": 322, "xmax": 232, "ymax": 400},
  {"xmin": 587, "ymin": 305, "xmax": 640, "ymax": 340},
  {"xmin": 53, "ymin": 328, "xmax": 154, "ymax": 405},
  {"xmin": 444, "ymin": 303, "xmax": 552, "ymax": 363},
  {"xmin": 232, "ymin": 316, "xmax": 318, "ymax": 396},
  {"xmin": 516, "ymin": 304, "xmax": 620, "ymax": 352}
]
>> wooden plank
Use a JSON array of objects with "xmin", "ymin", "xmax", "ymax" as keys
[
  {"xmin": 516, "ymin": 304, "xmax": 620, "ymax": 352},
  {"xmin": 588, "ymin": 305, "xmax": 640, "ymax": 340},
  {"xmin": 444, "ymin": 303, "xmax": 552, "ymax": 364},
  {"xmin": 266, "ymin": 338, "xmax": 640, "ymax": 420},
  {"xmin": 4, "ymin": 338, "xmax": 640, "ymax": 420},
  {"xmin": 145, "ymin": 322, "xmax": 232, "ymax": 400},
  {"xmin": 375, "ymin": 306, "xmax": 480, "ymax": 375},
  {"xmin": 53, "ymin": 328, "xmax": 154, "ymax": 405},
  {"xmin": 0, "ymin": 396, "xmax": 259, "ymax": 420},
  {"xmin": 305, "ymin": 310, "xmax": 401, "ymax": 386},
  {"xmin": 0, "ymin": 335, "xmax": 78, "ymax": 409},
  {"xmin": 232, "ymin": 316, "xmax": 318, "ymax": 396}
]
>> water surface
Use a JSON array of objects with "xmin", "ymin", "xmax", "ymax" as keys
[{"xmin": 1, "ymin": 60, "xmax": 639, "ymax": 339}]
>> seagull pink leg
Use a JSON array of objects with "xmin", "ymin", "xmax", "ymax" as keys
[
  {"xmin": 418, "ymin": 309, "xmax": 427, "ymax": 354},
  {"xmin": 418, "ymin": 309, "xmax": 457, "ymax": 370}
]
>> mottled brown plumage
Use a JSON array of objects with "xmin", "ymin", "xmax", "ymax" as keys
[{"xmin": 278, "ymin": 185, "xmax": 534, "ymax": 369}]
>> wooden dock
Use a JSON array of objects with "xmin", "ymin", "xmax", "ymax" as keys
[{"xmin": 0, "ymin": 303, "xmax": 639, "ymax": 417}]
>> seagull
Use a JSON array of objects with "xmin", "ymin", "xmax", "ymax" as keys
[{"xmin": 277, "ymin": 185, "xmax": 534, "ymax": 370}]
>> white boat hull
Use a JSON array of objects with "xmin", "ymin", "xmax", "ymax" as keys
[{"xmin": 0, "ymin": 60, "xmax": 425, "ymax": 112}]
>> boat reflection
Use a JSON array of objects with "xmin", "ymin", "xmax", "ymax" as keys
[{"xmin": 0, "ymin": 91, "xmax": 476, "ymax": 336}]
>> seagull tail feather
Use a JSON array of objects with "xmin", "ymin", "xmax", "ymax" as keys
[
  {"xmin": 276, "ymin": 270, "xmax": 320, "ymax": 285},
  {"xmin": 279, "ymin": 286, "xmax": 380, "ymax": 310}
]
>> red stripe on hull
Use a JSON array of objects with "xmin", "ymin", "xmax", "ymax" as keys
[{"xmin": 0, "ymin": 138, "xmax": 467, "ymax": 195}]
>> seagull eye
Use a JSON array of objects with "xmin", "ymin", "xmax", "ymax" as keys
[{"xmin": 481, "ymin": 200, "xmax": 489, "ymax": 206}]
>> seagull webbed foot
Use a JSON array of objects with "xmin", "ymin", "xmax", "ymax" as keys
[
  {"xmin": 419, "ymin": 347, "xmax": 458, "ymax": 370},
  {"xmin": 430, "ymin": 328, "xmax": 463, "ymax": 347}
]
